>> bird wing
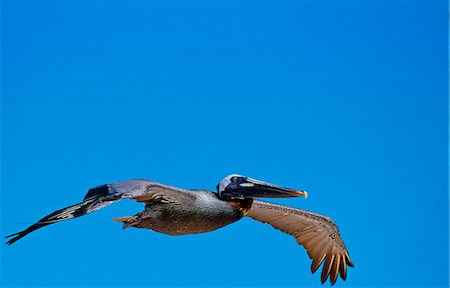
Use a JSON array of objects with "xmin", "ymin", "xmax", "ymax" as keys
[
  {"xmin": 5, "ymin": 179, "xmax": 193, "ymax": 245},
  {"xmin": 246, "ymin": 199, "xmax": 354, "ymax": 285}
]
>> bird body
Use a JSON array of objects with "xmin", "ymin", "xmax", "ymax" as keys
[
  {"xmin": 5, "ymin": 174, "xmax": 353, "ymax": 285},
  {"xmin": 117, "ymin": 189, "xmax": 247, "ymax": 235}
]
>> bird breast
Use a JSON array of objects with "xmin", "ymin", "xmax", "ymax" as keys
[{"xmin": 138, "ymin": 191, "xmax": 244, "ymax": 236}]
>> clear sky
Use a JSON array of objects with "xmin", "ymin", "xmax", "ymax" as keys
[{"xmin": 1, "ymin": 0, "xmax": 448, "ymax": 287}]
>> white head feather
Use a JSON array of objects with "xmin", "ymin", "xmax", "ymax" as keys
[{"xmin": 217, "ymin": 174, "xmax": 243, "ymax": 193}]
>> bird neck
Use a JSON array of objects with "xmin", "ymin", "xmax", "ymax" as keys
[{"xmin": 226, "ymin": 198, "xmax": 253, "ymax": 216}]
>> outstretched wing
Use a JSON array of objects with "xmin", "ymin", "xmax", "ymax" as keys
[
  {"xmin": 5, "ymin": 179, "xmax": 191, "ymax": 245},
  {"xmin": 246, "ymin": 199, "xmax": 354, "ymax": 285}
]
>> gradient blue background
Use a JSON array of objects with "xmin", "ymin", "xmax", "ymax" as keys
[{"xmin": 1, "ymin": 0, "xmax": 448, "ymax": 287}]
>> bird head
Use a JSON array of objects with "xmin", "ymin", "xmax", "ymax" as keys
[{"xmin": 217, "ymin": 174, "xmax": 307, "ymax": 200}]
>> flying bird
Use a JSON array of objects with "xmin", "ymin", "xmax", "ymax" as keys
[{"xmin": 5, "ymin": 174, "xmax": 353, "ymax": 285}]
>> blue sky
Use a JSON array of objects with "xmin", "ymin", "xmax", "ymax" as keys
[{"xmin": 1, "ymin": 0, "xmax": 448, "ymax": 287}]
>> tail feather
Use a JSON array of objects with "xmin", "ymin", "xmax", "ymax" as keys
[
  {"xmin": 113, "ymin": 216, "xmax": 137, "ymax": 229},
  {"xmin": 113, "ymin": 216, "xmax": 134, "ymax": 223}
]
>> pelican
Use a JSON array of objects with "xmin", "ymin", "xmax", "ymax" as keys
[{"xmin": 5, "ymin": 174, "xmax": 353, "ymax": 285}]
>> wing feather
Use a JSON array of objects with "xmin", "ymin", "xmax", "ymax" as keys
[
  {"xmin": 330, "ymin": 253, "xmax": 340, "ymax": 285},
  {"xmin": 5, "ymin": 179, "xmax": 193, "ymax": 245},
  {"xmin": 246, "ymin": 199, "xmax": 353, "ymax": 285},
  {"xmin": 321, "ymin": 253, "xmax": 334, "ymax": 284},
  {"xmin": 311, "ymin": 253, "xmax": 326, "ymax": 274},
  {"xmin": 340, "ymin": 257, "xmax": 347, "ymax": 280}
]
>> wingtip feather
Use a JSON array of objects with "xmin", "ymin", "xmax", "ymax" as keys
[
  {"xmin": 339, "ymin": 257, "xmax": 347, "ymax": 280},
  {"xmin": 311, "ymin": 254, "xmax": 326, "ymax": 274},
  {"xmin": 5, "ymin": 233, "xmax": 23, "ymax": 245},
  {"xmin": 320, "ymin": 254, "xmax": 334, "ymax": 284},
  {"xmin": 329, "ymin": 254, "xmax": 340, "ymax": 285},
  {"xmin": 346, "ymin": 253, "xmax": 354, "ymax": 267},
  {"xmin": 5, "ymin": 232, "xmax": 21, "ymax": 239}
]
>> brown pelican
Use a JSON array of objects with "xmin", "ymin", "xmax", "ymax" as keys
[{"xmin": 5, "ymin": 174, "xmax": 353, "ymax": 285}]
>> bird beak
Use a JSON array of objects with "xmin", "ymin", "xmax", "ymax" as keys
[{"xmin": 222, "ymin": 177, "xmax": 308, "ymax": 199}]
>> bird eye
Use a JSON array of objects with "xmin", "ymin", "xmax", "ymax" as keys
[{"xmin": 231, "ymin": 176, "xmax": 238, "ymax": 182}]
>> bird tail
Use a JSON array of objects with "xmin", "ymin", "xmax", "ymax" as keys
[
  {"xmin": 113, "ymin": 216, "xmax": 139, "ymax": 229},
  {"xmin": 5, "ymin": 184, "xmax": 119, "ymax": 245}
]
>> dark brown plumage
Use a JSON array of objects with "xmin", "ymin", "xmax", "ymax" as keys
[
  {"xmin": 5, "ymin": 174, "xmax": 353, "ymax": 285},
  {"xmin": 247, "ymin": 200, "xmax": 354, "ymax": 284}
]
